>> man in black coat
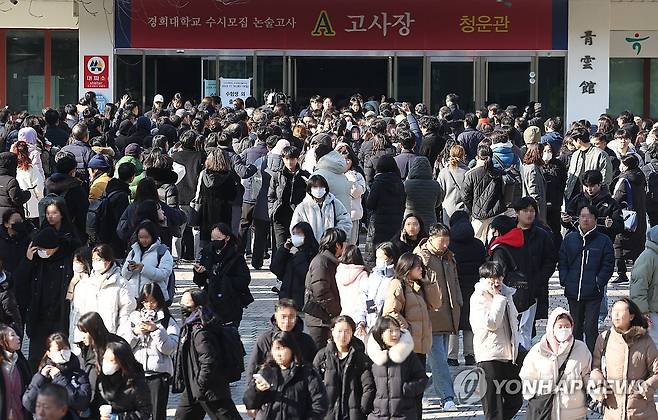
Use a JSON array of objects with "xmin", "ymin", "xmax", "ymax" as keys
[
  {"xmin": 45, "ymin": 152, "xmax": 89, "ymax": 241},
  {"xmin": 562, "ymin": 170, "xmax": 623, "ymax": 243},
  {"xmin": 304, "ymin": 228, "xmax": 346, "ymax": 350},
  {"xmin": 172, "ymin": 289, "xmax": 241, "ymax": 420},
  {"xmin": 457, "ymin": 113, "xmax": 486, "ymax": 162},
  {"xmin": 99, "ymin": 162, "xmax": 134, "ymax": 257},
  {"xmin": 44, "ymin": 109, "xmax": 70, "ymax": 148},
  {"xmin": 245, "ymin": 299, "xmax": 317, "ymax": 378},
  {"xmin": 419, "ymin": 116, "xmax": 444, "ymax": 167},
  {"xmin": 13, "ymin": 227, "xmax": 73, "ymax": 369}
]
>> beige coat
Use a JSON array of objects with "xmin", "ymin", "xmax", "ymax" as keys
[
  {"xmin": 414, "ymin": 239, "xmax": 463, "ymax": 334},
  {"xmin": 590, "ymin": 326, "xmax": 658, "ymax": 420},
  {"xmin": 519, "ymin": 307, "xmax": 592, "ymax": 420},
  {"xmin": 383, "ymin": 274, "xmax": 441, "ymax": 355},
  {"xmin": 470, "ymin": 279, "xmax": 519, "ymax": 363}
]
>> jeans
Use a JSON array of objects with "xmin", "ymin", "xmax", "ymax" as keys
[
  {"xmin": 478, "ymin": 360, "xmax": 523, "ymax": 420},
  {"xmin": 517, "ymin": 302, "xmax": 537, "ymax": 350},
  {"xmin": 448, "ymin": 330, "xmax": 474, "ymax": 359},
  {"xmin": 428, "ymin": 334, "xmax": 455, "ymax": 402},
  {"xmin": 568, "ymin": 297, "xmax": 602, "ymax": 353}
]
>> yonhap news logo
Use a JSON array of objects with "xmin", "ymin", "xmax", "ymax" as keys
[{"xmin": 453, "ymin": 367, "xmax": 487, "ymax": 405}]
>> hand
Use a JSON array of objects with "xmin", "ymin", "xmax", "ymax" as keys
[
  {"xmin": 48, "ymin": 367, "xmax": 60, "ymax": 378},
  {"xmin": 289, "ymin": 246, "xmax": 298, "ymax": 255},
  {"xmin": 561, "ymin": 213, "xmax": 572, "ymax": 223},
  {"xmin": 605, "ymin": 217, "xmax": 613, "ymax": 228},
  {"xmin": 645, "ymin": 313, "xmax": 653, "ymax": 326},
  {"xmin": 246, "ymin": 410, "xmax": 258, "ymax": 418},
  {"xmin": 193, "ymin": 264, "xmax": 206, "ymax": 274},
  {"xmin": 402, "ymin": 102, "xmax": 411, "ymax": 115},
  {"xmin": 284, "ymin": 240, "xmax": 292, "ymax": 250},
  {"xmin": 130, "ymin": 263, "xmax": 144, "ymax": 273},
  {"xmin": 255, "ymin": 377, "xmax": 270, "ymax": 392},
  {"xmin": 40, "ymin": 366, "xmax": 52, "ymax": 377},
  {"xmin": 355, "ymin": 324, "xmax": 367, "ymax": 338},
  {"xmin": 488, "ymin": 283, "xmax": 501, "ymax": 296},
  {"xmin": 142, "ymin": 320, "xmax": 157, "ymax": 333},
  {"xmin": 119, "ymin": 94, "xmax": 129, "ymax": 108},
  {"xmin": 26, "ymin": 243, "xmax": 37, "ymax": 261}
]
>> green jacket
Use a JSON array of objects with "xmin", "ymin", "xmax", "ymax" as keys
[
  {"xmin": 631, "ymin": 240, "xmax": 658, "ymax": 313},
  {"xmin": 114, "ymin": 155, "xmax": 143, "ymax": 198}
]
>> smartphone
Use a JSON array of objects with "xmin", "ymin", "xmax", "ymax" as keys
[
  {"xmin": 252, "ymin": 373, "xmax": 266, "ymax": 382},
  {"xmin": 128, "ymin": 260, "xmax": 136, "ymax": 265}
]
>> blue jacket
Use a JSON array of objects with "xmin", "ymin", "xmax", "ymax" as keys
[
  {"xmin": 491, "ymin": 142, "xmax": 520, "ymax": 171},
  {"xmin": 559, "ymin": 228, "xmax": 615, "ymax": 301}
]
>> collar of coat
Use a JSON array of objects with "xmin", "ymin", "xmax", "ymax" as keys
[
  {"xmin": 91, "ymin": 264, "xmax": 120, "ymax": 288},
  {"xmin": 416, "ymin": 238, "xmax": 455, "ymax": 261},
  {"xmin": 612, "ymin": 325, "xmax": 648, "ymax": 345},
  {"xmin": 366, "ymin": 329, "xmax": 414, "ymax": 366},
  {"xmin": 474, "ymin": 278, "xmax": 516, "ymax": 298}
]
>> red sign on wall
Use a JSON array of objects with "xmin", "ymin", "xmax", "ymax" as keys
[
  {"xmin": 123, "ymin": 0, "xmax": 564, "ymax": 51},
  {"xmin": 83, "ymin": 55, "xmax": 109, "ymax": 89}
]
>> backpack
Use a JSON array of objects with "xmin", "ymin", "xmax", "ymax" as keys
[
  {"xmin": 646, "ymin": 163, "xmax": 658, "ymax": 204},
  {"xmin": 208, "ymin": 322, "xmax": 245, "ymax": 383},
  {"xmin": 248, "ymin": 156, "xmax": 266, "ymax": 202},
  {"xmin": 155, "ymin": 244, "xmax": 176, "ymax": 306},
  {"xmin": 86, "ymin": 190, "xmax": 121, "ymax": 243},
  {"xmin": 38, "ymin": 191, "xmax": 69, "ymax": 226},
  {"xmin": 493, "ymin": 154, "xmax": 522, "ymax": 186}
]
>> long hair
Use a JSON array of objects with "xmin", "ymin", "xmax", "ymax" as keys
[
  {"xmin": 0, "ymin": 325, "xmax": 17, "ymax": 364},
  {"xmin": 614, "ymin": 297, "xmax": 649, "ymax": 329},
  {"xmin": 135, "ymin": 283, "xmax": 172, "ymax": 321},
  {"xmin": 39, "ymin": 332, "xmax": 70, "ymax": 369},
  {"xmin": 104, "ymin": 340, "xmax": 143, "ymax": 382},
  {"xmin": 394, "ymin": 252, "xmax": 425, "ymax": 283},
  {"xmin": 522, "ymin": 143, "xmax": 544, "ymax": 166},
  {"xmin": 77, "ymin": 312, "xmax": 111, "ymax": 368},
  {"xmin": 13, "ymin": 140, "xmax": 32, "ymax": 170},
  {"xmin": 205, "ymin": 149, "xmax": 230, "ymax": 172},
  {"xmin": 290, "ymin": 221, "xmax": 319, "ymax": 255}
]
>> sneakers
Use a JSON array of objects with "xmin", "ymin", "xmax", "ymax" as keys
[
  {"xmin": 464, "ymin": 355, "xmax": 476, "ymax": 366},
  {"xmin": 443, "ymin": 400, "xmax": 458, "ymax": 411},
  {"xmin": 611, "ymin": 274, "xmax": 629, "ymax": 284},
  {"xmin": 447, "ymin": 358, "xmax": 459, "ymax": 367}
]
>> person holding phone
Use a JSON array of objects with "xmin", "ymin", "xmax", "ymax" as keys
[
  {"xmin": 243, "ymin": 331, "xmax": 328, "ymax": 419},
  {"xmin": 120, "ymin": 283, "xmax": 178, "ymax": 420}
]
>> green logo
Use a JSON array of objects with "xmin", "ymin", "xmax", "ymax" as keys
[{"xmin": 625, "ymin": 33, "xmax": 650, "ymax": 55}]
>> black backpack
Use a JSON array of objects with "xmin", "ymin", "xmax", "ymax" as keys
[
  {"xmin": 493, "ymin": 154, "xmax": 522, "ymax": 186},
  {"xmin": 206, "ymin": 322, "xmax": 245, "ymax": 383},
  {"xmin": 86, "ymin": 190, "xmax": 121, "ymax": 243}
]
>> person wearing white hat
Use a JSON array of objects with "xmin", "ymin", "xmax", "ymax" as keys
[{"xmin": 145, "ymin": 94, "xmax": 165, "ymax": 121}]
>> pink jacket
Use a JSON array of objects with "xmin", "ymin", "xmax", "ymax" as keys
[{"xmin": 336, "ymin": 263, "xmax": 369, "ymax": 323}]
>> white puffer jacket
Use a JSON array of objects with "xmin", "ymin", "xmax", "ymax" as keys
[
  {"xmin": 345, "ymin": 169, "xmax": 366, "ymax": 221},
  {"xmin": 519, "ymin": 307, "xmax": 592, "ymax": 420},
  {"xmin": 70, "ymin": 264, "xmax": 135, "ymax": 336},
  {"xmin": 16, "ymin": 166, "xmax": 44, "ymax": 219},
  {"xmin": 336, "ymin": 263, "xmax": 369, "ymax": 324},
  {"xmin": 289, "ymin": 192, "xmax": 352, "ymax": 243},
  {"xmin": 119, "ymin": 309, "xmax": 179, "ymax": 376},
  {"xmin": 121, "ymin": 240, "xmax": 174, "ymax": 301},
  {"xmin": 470, "ymin": 279, "xmax": 520, "ymax": 363}
]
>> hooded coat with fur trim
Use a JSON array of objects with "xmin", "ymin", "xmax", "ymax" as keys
[
  {"xmin": 590, "ymin": 325, "xmax": 658, "ymax": 420},
  {"xmin": 414, "ymin": 238, "xmax": 462, "ymax": 334},
  {"xmin": 336, "ymin": 263, "xmax": 369, "ymax": 325},
  {"xmin": 312, "ymin": 151, "xmax": 352, "ymax": 214},
  {"xmin": 365, "ymin": 330, "xmax": 427, "ymax": 420},
  {"xmin": 519, "ymin": 308, "xmax": 592, "ymax": 420}
]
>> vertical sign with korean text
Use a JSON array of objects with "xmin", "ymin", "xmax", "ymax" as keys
[
  {"xmin": 83, "ymin": 55, "xmax": 109, "ymax": 89},
  {"xmin": 219, "ymin": 78, "xmax": 251, "ymax": 108},
  {"xmin": 566, "ymin": 0, "xmax": 610, "ymax": 124}
]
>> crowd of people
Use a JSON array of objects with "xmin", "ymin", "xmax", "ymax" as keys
[{"xmin": 0, "ymin": 89, "xmax": 656, "ymax": 420}]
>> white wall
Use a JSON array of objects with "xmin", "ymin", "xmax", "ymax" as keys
[
  {"xmin": 0, "ymin": 0, "xmax": 77, "ymax": 29},
  {"xmin": 78, "ymin": 0, "xmax": 115, "ymax": 103},
  {"xmin": 566, "ymin": 0, "xmax": 611, "ymax": 124},
  {"xmin": 611, "ymin": 2, "xmax": 658, "ymax": 31}
]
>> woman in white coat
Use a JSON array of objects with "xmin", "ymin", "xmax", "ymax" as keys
[
  {"xmin": 470, "ymin": 261, "xmax": 523, "ymax": 420},
  {"xmin": 336, "ymin": 145, "xmax": 366, "ymax": 245},
  {"xmin": 12, "ymin": 140, "xmax": 44, "ymax": 222},
  {"xmin": 121, "ymin": 220, "xmax": 174, "ymax": 301},
  {"xmin": 519, "ymin": 307, "xmax": 591, "ymax": 420},
  {"xmin": 71, "ymin": 244, "xmax": 135, "ymax": 336},
  {"xmin": 119, "ymin": 283, "xmax": 178, "ymax": 420},
  {"xmin": 289, "ymin": 174, "xmax": 352, "ymax": 243}
]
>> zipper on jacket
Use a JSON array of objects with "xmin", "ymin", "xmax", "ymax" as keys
[{"xmin": 577, "ymin": 244, "xmax": 586, "ymax": 301}]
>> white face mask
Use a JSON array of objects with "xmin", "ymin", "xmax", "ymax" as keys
[
  {"xmin": 345, "ymin": 121, "xmax": 354, "ymax": 131},
  {"xmin": 73, "ymin": 262, "xmax": 85, "ymax": 274},
  {"xmin": 50, "ymin": 349, "xmax": 72, "ymax": 364},
  {"xmin": 542, "ymin": 152, "xmax": 553, "ymax": 162},
  {"xmin": 102, "ymin": 360, "xmax": 119, "ymax": 376},
  {"xmin": 92, "ymin": 260, "xmax": 107, "ymax": 273},
  {"xmin": 290, "ymin": 234, "xmax": 305, "ymax": 248},
  {"xmin": 310, "ymin": 187, "xmax": 326, "ymax": 199},
  {"xmin": 37, "ymin": 249, "xmax": 50, "ymax": 259},
  {"xmin": 554, "ymin": 327, "xmax": 572, "ymax": 343}
]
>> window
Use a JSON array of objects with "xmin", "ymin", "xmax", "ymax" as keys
[
  {"xmin": 51, "ymin": 31, "xmax": 79, "ymax": 109},
  {"xmin": 609, "ymin": 58, "xmax": 643, "ymax": 117},
  {"xmin": 7, "ymin": 31, "xmax": 44, "ymax": 114}
]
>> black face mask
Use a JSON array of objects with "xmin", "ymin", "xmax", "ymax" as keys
[
  {"xmin": 212, "ymin": 239, "xmax": 226, "ymax": 252},
  {"xmin": 180, "ymin": 305, "xmax": 194, "ymax": 318}
]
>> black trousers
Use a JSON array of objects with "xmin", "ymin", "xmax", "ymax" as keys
[
  {"xmin": 415, "ymin": 353, "xmax": 426, "ymax": 420},
  {"xmin": 146, "ymin": 374, "xmax": 170, "ymax": 420},
  {"xmin": 568, "ymin": 297, "xmax": 601, "ymax": 353},
  {"xmin": 174, "ymin": 391, "xmax": 240, "ymax": 420},
  {"xmin": 649, "ymin": 210, "xmax": 658, "ymax": 228},
  {"xmin": 239, "ymin": 203, "xmax": 270, "ymax": 269},
  {"xmin": 272, "ymin": 219, "xmax": 291, "ymax": 251},
  {"xmin": 478, "ymin": 360, "xmax": 523, "ymax": 420},
  {"xmin": 307, "ymin": 325, "xmax": 330, "ymax": 350}
]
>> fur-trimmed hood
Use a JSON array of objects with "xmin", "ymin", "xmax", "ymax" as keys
[
  {"xmin": 615, "ymin": 325, "xmax": 648, "ymax": 345},
  {"xmin": 366, "ymin": 329, "xmax": 414, "ymax": 366}
]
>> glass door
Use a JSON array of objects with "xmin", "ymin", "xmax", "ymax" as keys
[
  {"xmin": 202, "ymin": 57, "xmax": 218, "ymax": 97},
  {"xmin": 485, "ymin": 57, "xmax": 531, "ymax": 109},
  {"xmin": 430, "ymin": 58, "xmax": 475, "ymax": 114}
]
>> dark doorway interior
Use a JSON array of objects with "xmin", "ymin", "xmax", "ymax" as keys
[
  {"xmin": 154, "ymin": 57, "xmax": 201, "ymax": 105},
  {"xmin": 296, "ymin": 58, "xmax": 387, "ymax": 109}
]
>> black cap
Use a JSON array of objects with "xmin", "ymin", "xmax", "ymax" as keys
[{"xmin": 32, "ymin": 227, "xmax": 59, "ymax": 249}]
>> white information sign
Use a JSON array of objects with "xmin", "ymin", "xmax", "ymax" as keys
[{"xmin": 219, "ymin": 78, "xmax": 251, "ymax": 108}]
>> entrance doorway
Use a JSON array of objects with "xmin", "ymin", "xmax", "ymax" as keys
[
  {"xmin": 294, "ymin": 58, "xmax": 388, "ymax": 108},
  {"xmin": 146, "ymin": 57, "xmax": 201, "ymax": 105}
]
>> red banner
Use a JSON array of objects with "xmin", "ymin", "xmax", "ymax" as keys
[
  {"xmin": 83, "ymin": 55, "xmax": 109, "ymax": 89},
  {"xmin": 126, "ymin": 0, "xmax": 559, "ymax": 51}
]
